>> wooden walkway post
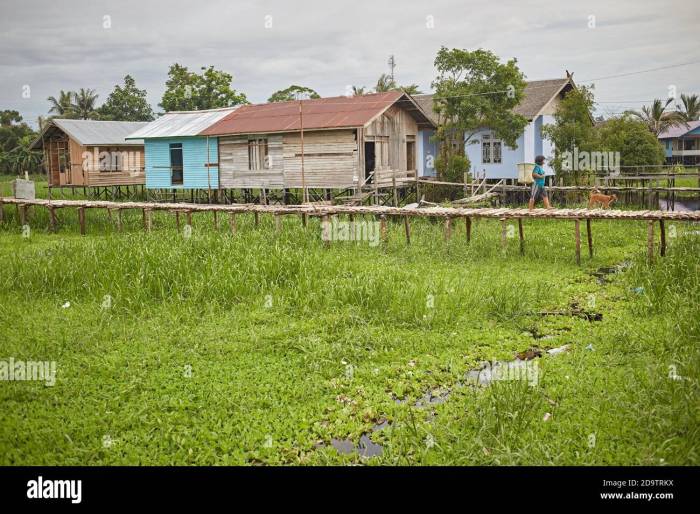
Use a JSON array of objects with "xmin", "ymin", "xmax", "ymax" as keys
[
  {"xmin": 518, "ymin": 218, "xmax": 524, "ymax": 255},
  {"xmin": 254, "ymin": 211, "xmax": 260, "ymax": 228},
  {"xmin": 78, "ymin": 207, "xmax": 86, "ymax": 235},
  {"xmin": 322, "ymin": 214, "xmax": 330, "ymax": 247},
  {"xmin": 404, "ymin": 215, "xmax": 411, "ymax": 245},
  {"xmin": 274, "ymin": 213, "xmax": 281, "ymax": 232},
  {"xmin": 229, "ymin": 212, "xmax": 237, "ymax": 235},
  {"xmin": 302, "ymin": 213, "xmax": 308, "ymax": 228},
  {"xmin": 574, "ymin": 219, "xmax": 581, "ymax": 266},
  {"xmin": 500, "ymin": 218, "xmax": 507, "ymax": 250},
  {"xmin": 116, "ymin": 209, "xmax": 123, "ymax": 232},
  {"xmin": 465, "ymin": 216, "xmax": 471, "ymax": 243},
  {"xmin": 186, "ymin": 210, "xmax": 192, "ymax": 227},
  {"xmin": 586, "ymin": 218, "xmax": 593, "ymax": 258},
  {"xmin": 175, "ymin": 211, "xmax": 180, "ymax": 231},
  {"xmin": 144, "ymin": 209, "xmax": 152, "ymax": 232},
  {"xmin": 48, "ymin": 206, "xmax": 57, "ymax": 232},
  {"xmin": 0, "ymin": 199, "xmax": 3, "ymax": 223},
  {"xmin": 19, "ymin": 205, "xmax": 27, "ymax": 226},
  {"xmin": 659, "ymin": 219, "xmax": 666, "ymax": 257},
  {"xmin": 380, "ymin": 214, "xmax": 387, "ymax": 243},
  {"xmin": 444, "ymin": 216, "xmax": 452, "ymax": 241},
  {"xmin": 213, "ymin": 211, "xmax": 218, "ymax": 230},
  {"xmin": 647, "ymin": 220, "xmax": 655, "ymax": 263}
]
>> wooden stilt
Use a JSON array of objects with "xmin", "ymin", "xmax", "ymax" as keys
[
  {"xmin": 586, "ymin": 218, "xmax": 593, "ymax": 258},
  {"xmin": 107, "ymin": 208, "xmax": 113, "ymax": 224},
  {"xmin": 186, "ymin": 210, "xmax": 192, "ymax": 227},
  {"xmin": 404, "ymin": 215, "xmax": 411, "ymax": 245},
  {"xmin": 78, "ymin": 207, "xmax": 86, "ymax": 235},
  {"xmin": 518, "ymin": 218, "xmax": 524, "ymax": 255},
  {"xmin": 380, "ymin": 214, "xmax": 387, "ymax": 243},
  {"xmin": 254, "ymin": 211, "xmax": 260, "ymax": 227},
  {"xmin": 213, "ymin": 211, "xmax": 218, "ymax": 230},
  {"xmin": 175, "ymin": 211, "xmax": 180, "ymax": 231},
  {"xmin": 116, "ymin": 209, "xmax": 123, "ymax": 232},
  {"xmin": 322, "ymin": 214, "xmax": 330, "ymax": 247},
  {"xmin": 465, "ymin": 216, "xmax": 471, "ymax": 243},
  {"xmin": 574, "ymin": 219, "xmax": 581, "ymax": 266},
  {"xmin": 228, "ymin": 212, "xmax": 237, "ymax": 235},
  {"xmin": 660, "ymin": 219, "xmax": 666, "ymax": 257},
  {"xmin": 647, "ymin": 220, "xmax": 654, "ymax": 263},
  {"xmin": 274, "ymin": 213, "xmax": 281, "ymax": 232},
  {"xmin": 444, "ymin": 216, "xmax": 452, "ymax": 241},
  {"xmin": 302, "ymin": 213, "xmax": 308, "ymax": 228},
  {"xmin": 19, "ymin": 205, "xmax": 27, "ymax": 226}
]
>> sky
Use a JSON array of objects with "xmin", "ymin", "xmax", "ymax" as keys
[{"xmin": 1, "ymin": 0, "xmax": 699, "ymax": 127}]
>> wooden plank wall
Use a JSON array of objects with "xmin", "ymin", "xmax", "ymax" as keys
[
  {"xmin": 219, "ymin": 135, "xmax": 284, "ymax": 188},
  {"xmin": 363, "ymin": 105, "xmax": 418, "ymax": 177},
  {"xmin": 283, "ymin": 130, "xmax": 358, "ymax": 188}
]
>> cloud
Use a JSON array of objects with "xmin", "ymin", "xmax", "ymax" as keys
[{"xmin": 1, "ymin": 0, "xmax": 698, "ymax": 126}]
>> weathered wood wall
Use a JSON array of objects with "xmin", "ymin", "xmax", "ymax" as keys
[{"xmin": 219, "ymin": 135, "xmax": 284, "ymax": 188}]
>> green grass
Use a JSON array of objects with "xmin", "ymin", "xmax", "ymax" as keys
[{"xmin": 0, "ymin": 184, "xmax": 698, "ymax": 465}]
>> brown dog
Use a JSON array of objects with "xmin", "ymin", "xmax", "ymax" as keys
[{"xmin": 588, "ymin": 189, "xmax": 617, "ymax": 209}]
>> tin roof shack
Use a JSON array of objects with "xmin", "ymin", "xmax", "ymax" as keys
[
  {"xmin": 126, "ymin": 108, "xmax": 237, "ymax": 192},
  {"xmin": 200, "ymin": 92, "xmax": 435, "ymax": 192},
  {"xmin": 30, "ymin": 119, "xmax": 148, "ymax": 187}
]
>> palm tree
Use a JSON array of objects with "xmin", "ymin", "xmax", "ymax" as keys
[
  {"xmin": 8, "ymin": 134, "xmax": 42, "ymax": 174},
  {"xmin": 678, "ymin": 93, "xmax": 700, "ymax": 121},
  {"xmin": 375, "ymin": 73, "xmax": 397, "ymax": 93},
  {"xmin": 47, "ymin": 90, "xmax": 75, "ymax": 117},
  {"xmin": 73, "ymin": 88, "xmax": 100, "ymax": 119},
  {"xmin": 352, "ymin": 85, "xmax": 367, "ymax": 96},
  {"xmin": 400, "ymin": 84, "xmax": 422, "ymax": 95},
  {"xmin": 628, "ymin": 98, "xmax": 685, "ymax": 135}
]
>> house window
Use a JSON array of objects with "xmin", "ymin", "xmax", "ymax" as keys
[
  {"xmin": 482, "ymin": 134, "xmax": 502, "ymax": 164},
  {"xmin": 248, "ymin": 138, "xmax": 269, "ymax": 170},
  {"xmin": 170, "ymin": 143, "xmax": 183, "ymax": 185},
  {"xmin": 493, "ymin": 141, "xmax": 502, "ymax": 164},
  {"xmin": 482, "ymin": 135, "xmax": 491, "ymax": 163}
]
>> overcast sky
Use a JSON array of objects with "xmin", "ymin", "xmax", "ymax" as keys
[{"xmin": 1, "ymin": 0, "xmax": 698, "ymax": 127}]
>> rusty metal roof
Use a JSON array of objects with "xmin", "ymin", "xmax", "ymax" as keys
[{"xmin": 200, "ymin": 91, "xmax": 435, "ymax": 136}]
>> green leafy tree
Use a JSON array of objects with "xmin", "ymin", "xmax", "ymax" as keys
[
  {"xmin": 160, "ymin": 64, "xmax": 248, "ymax": 112},
  {"xmin": 47, "ymin": 90, "xmax": 76, "ymax": 118},
  {"xmin": 0, "ymin": 111, "xmax": 40, "ymax": 173},
  {"xmin": 98, "ymin": 75, "xmax": 154, "ymax": 121},
  {"xmin": 267, "ymin": 85, "xmax": 320, "ymax": 102},
  {"xmin": 677, "ymin": 93, "xmax": 700, "ymax": 121},
  {"xmin": 542, "ymin": 86, "xmax": 597, "ymax": 184},
  {"xmin": 73, "ymin": 88, "xmax": 100, "ymax": 119},
  {"xmin": 627, "ymin": 98, "xmax": 684, "ymax": 135},
  {"xmin": 431, "ymin": 47, "xmax": 527, "ymax": 179},
  {"xmin": 597, "ymin": 116, "xmax": 666, "ymax": 170},
  {"xmin": 373, "ymin": 74, "xmax": 422, "ymax": 95}
]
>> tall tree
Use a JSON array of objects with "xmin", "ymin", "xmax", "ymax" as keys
[
  {"xmin": 597, "ymin": 116, "xmax": 665, "ymax": 169},
  {"xmin": 160, "ymin": 64, "xmax": 248, "ymax": 112},
  {"xmin": 47, "ymin": 90, "xmax": 76, "ymax": 118},
  {"xmin": 431, "ymin": 47, "xmax": 527, "ymax": 177},
  {"xmin": 73, "ymin": 88, "xmax": 100, "ymax": 119},
  {"xmin": 98, "ymin": 75, "xmax": 154, "ymax": 121},
  {"xmin": 627, "ymin": 98, "xmax": 684, "ymax": 135},
  {"xmin": 0, "ymin": 111, "xmax": 40, "ymax": 173},
  {"xmin": 373, "ymin": 74, "xmax": 421, "ymax": 95},
  {"xmin": 267, "ymin": 85, "xmax": 320, "ymax": 103},
  {"xmin": 351, "ymin": 85, "xmax": 367, "ymax": 96},
  {"xmin": 678, "ymin": 93, "xmax": 700, "ymax": 121},
  {"xmin": 542, "ymin": 86, "xmax": 597, "ymax": 183}
]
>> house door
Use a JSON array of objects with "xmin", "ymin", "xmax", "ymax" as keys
[{"xmin": 364, "ymin": 142, "xmax": 375, "ymax": 182}]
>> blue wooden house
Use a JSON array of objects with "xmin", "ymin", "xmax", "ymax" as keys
[
  {"xmin": 414, "ymin": 76, "xmax": 575, "ymax": 181},
  {"xmin": 126, "ymin": 107, "xmax": 237, "ymax": 191},
  {"xmin": 658, "ymin": 120, "xmax": 700, "ymax": 166}
]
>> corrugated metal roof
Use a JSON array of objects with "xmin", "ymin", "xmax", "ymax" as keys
[
  {"xmin": 658, "ymin": 120, "xmax": 700, "ymax": 139},
  {"xmin": 200, "ymin": 92, "xmax": 424, "ymax": 136},
  {"xmin": 414, "ymin": 78, "xmax": 573, "ymax": 124},
  {"xmin": 126, "ymin": 107, "xmax": 239, "ymax": 139},
  {"xmin": 50, "ymin": 119, "xmax": 150, "ymax": 146}
]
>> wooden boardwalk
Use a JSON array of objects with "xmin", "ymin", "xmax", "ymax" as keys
[{"xmin": 2, "ymin": 196, "xmax": 699, "ymax": 264}]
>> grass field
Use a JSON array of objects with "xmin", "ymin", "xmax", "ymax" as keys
[{"xmin": 1, "ymin": 176, "xmax": 699, "ymax": 465}]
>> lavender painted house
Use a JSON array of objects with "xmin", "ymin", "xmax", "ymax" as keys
[{"xmin": 415, "ymin": 76, "xmax": 575, "ymax": 181}]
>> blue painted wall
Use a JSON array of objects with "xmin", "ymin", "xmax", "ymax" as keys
[
  {"xmin": 144, "ymin": 137, "xmax": 219, "ymax": 189},
  {"xmin": 418, "ymin": 129, "xmax": 438, "ymax": 177},
  {"xmin": 463, "ymin": 115, "xmax": 554, "ymax": 180}
]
